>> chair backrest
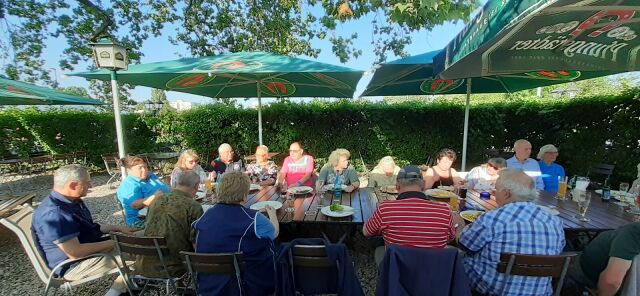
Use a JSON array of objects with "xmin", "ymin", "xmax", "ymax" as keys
[
  {"xmin": 587, "ymin": 163, "xmax": 614, "ymax": 180},
  {"xmin": 0, "ymin": 205, "xmax": 52, "ymax": 284},
  {"xmin": 289, "ymin": 245, "xmax": 339, "ymax": 294},
  {"xmin": 497, "ymin": 252, "xmax": 577, "ymax": 296},
  {"xmin": 101, "ymin": 154, "xmax": 120, "ymax": 176},
  {"xmin": 180, "ymin": 251, "xmax": 244, "ymax": 293},
  {"xmin": 111, "ymin": 233, "xmax": 172, "ymax": 278}
]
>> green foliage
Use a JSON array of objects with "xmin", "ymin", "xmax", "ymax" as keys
[
  {"xmin": 0, "ymin": 108, "xmax": 158, "ymax": 164},
  {"xmin": 1, "ymin": 0, "xmax": 476, "ymax": 83},
  {"xmin": 2, "ymin": 90, "xmax": 640, "ymax": 187}
]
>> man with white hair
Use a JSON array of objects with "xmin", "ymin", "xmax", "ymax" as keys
[
  {"xmin": 459, "ymin": 168, "xmax": 565, "ymax": 295},
  {"xmin": 32, "ymin": 165, "xmax": 135, "ymax": 296},
  {"xmin": 210, "ymin": 143, "xmax": 244, "ymax": 180},
  {"xmin": 135, "ymin": 170, "xmax": 204, "ymax": 278},
  {"xmin": 506, "ymin": 139, "xmax": 544, "ymax": 190}
]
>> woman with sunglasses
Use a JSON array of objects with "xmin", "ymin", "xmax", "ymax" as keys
[
  {"xmin": 170, "ymin": 149, "xmax": 213, "ymax": 188},
  {"xmin": 465, "ymin": 157, "xmax": 507, "ymax": 190}
]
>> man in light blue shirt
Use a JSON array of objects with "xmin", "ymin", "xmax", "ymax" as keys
[{"xmin": 506, "ymin": 139, "xmax": 544, "ymax": 190}]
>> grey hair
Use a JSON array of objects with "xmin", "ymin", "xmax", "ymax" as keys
[
  {"xmin": 397, "ymin": 178, "xmax": 425, "ymax": 190},
  {"xmin": 487, "ymin": 157, "xmax": 507, "ymax": 168},
  {"xmin": 536, "ymin": 144, "xmax": 558, "ymax": 159},
  {"xmin": 374, "ymin": 156, "xmax": 396, "ymax": 171},
  {"xmin": 53, "ymin": 164, "xmax": 89, "ymax": 188},
  {"xmin": 513, "ymin": 139, "xmax": 531, "ymax": 149},
  {"xmin": 176, "ymin": 170, "xmax": 201, "ymax": 188},
  {"xmin": 327, "ymin": 148, "xmax": 351, "ymax": 167},
  {"xmin": 498, "ymin": 168, "xmax": 538, "ymax": 201},
  {"xmin": 218, "ymin": 143, "xmax": 232, "ymax": 153}
]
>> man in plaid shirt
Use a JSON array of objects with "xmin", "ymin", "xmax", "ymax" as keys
[{"xmin": 459, "ymin": 168, "xmax": 565, "ymax": 295}]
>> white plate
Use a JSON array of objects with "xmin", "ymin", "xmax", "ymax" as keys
[
  {"xmin": 287, "ymin": 186, "xmax": 313, "ymax": 195},
  {"xmin": 425, "ymin": 189, "xmax": 458, "ymax": 199},
  {"xmin": 195, "ymin": 191, "xmax": 207, "ymax": 200},
  {"xmin": 250, "ymin": 200, "xmax": 283, "ymax": 211},
  {"xmin": 437, "ymin": 185, "xmax": 454, "ymax": 191},
  {"xmin": 321, "ymin": 205, "xmax": 354, "ymax": 217},
  {"xmin": 250, "ymin": 184, "xmax": 261, "ymax": 191},
  {"xmin": 322, "ymin": 184, "xmax": 348, "ymax": 191},
  {"xmin": 538, "ymin": 205, "xmax": 560, "ymax": 216},
  {"xmin": 595, "ymin": 189, "xmax": 635, "ymax": 198},
  {"xmin": 138, "ymin": 207, "xmax": 148, "ymax": 216},
  {"xmin": 460, "ymin": 210, "xmax": 484, "ymax": 222}
]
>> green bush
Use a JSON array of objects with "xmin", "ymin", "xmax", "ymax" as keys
[{"xmin": 2, "ymin": 89, "xmax": 639, "ymax": 187}]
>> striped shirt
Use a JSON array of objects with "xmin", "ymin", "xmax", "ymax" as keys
[
  {"xmin": 459, "ymin": 202, "xmax": 565, "ymax": 296},
  {"xmin": 365, "ymin": 191, "xmax": 455, "ymax": 248}
]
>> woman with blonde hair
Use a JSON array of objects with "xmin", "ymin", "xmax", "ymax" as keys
[
  {"xmin": 246, "ymin": 145, "xmax": 278, "ymax": 186},
  {"xmin": 368, "ymin": 156, "xmax": 400, "ymax": 188},
  {"xmin": 170, "ymin": 149, "xmax": 212, "ymax": 188},
  {"xmin": 316, "ymin": 148, "xmax": 359, "ymax": 192}
]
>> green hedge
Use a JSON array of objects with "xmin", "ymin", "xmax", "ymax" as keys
[
  {"xmin": 0, "ymin": 108, "xmax": 158, "ymax": 165},
  {"xmin": 2, "ymin": 89, "xmax": 640, "ymax": 185}
]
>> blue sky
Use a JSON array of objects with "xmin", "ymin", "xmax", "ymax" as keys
[{"xmin": 32, "ymin": 3, "xmax": 479, "ymax": 106}]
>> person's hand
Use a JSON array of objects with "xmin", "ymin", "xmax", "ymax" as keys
[
  {"xmin": 209, "ymin": 171, "xmax": 217, "ymax": 181},
  {"xmin": 117, "ymin": 226, "xmax": 136, "ymax": 235},
  {"xmin": 261, "ymin": 205, "xmax": 276, "ymax": 217},
  {"xmin": 345, "ymin": 185, "xmax": 356, "ymax": 193}
]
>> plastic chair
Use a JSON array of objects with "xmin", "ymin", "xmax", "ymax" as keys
[
  {"xmin": 497, "ymin": 252, "xmax": 577, "ymax": 296},
  {"xmin": 180, "ymin": 251, "xmax": 245, "ymax": 295},
  {"xmin": 0, "ymin": 206, "xmax": 132, "ymax": 296}
]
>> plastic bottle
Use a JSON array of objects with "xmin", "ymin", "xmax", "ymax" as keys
[
  {"xmin": 333, "ymin": 174, "xmax": 342, "ymax": 203},
  {"xmin": 602, "ymin": 177, "xmax": 611, "ymax": 202}
]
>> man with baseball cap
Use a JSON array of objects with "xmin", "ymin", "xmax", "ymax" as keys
[{"xmin": 364, "ymin": 165, "xmax": 462, "ymax": 265}]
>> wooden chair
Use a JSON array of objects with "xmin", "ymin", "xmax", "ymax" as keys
[
  {"xmin": 28, "ymin": 155, "xmax": 53, "ymax": 176},
  {"xmin": 73, "ymin": 151, "xmax": 87, "ymax": 165},
  {"xmin": 111, "ymin": 233, "xmax": 179, "ymax": 295},
  {"xmin": 0, "ymin": 206, "xmax": 133, "ymax": 296},
  {"xmin": 101, "ymin": 154, "xmax": 121, "ymax": 188},
  {"xmin": 288, "ymin": 245, "xmax": 340, "ymax": 295},
  {"xmin": 180, "ymin": 251, "xmax": 245, "ymax": 295},
  {"xmin": 497, "ymin": 252, "xmax": 577, "ymax": 296}
]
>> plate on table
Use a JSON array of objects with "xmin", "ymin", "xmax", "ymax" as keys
[
  {"xmin": 437, "ymin": 185, "xmax": 454, "ymax": 192},
  {"xmin": 249, "ymin": 183, "xmax": 262, "ymax": 191},
  {"xmin": 287, "ymin": 186, "xmax": 313, "ymax": 195},
  {"xmin": 250, "ymin": 200, "xmax": 283, "ymax": 211},
  {"xmin": 195, "ymin": 191, "xmax": 207, "ymax": 200},
  {"xmin": 425, "ymin": 189, "xmax": 458, "ymax": 199},
  {"xmin": 380, "ymin": 186, "xmax": 398, "ymax": 194},
  {"xmin": 321, "ymin": 205, "xmax": 354, "ymax": 217},
  {"xmin": 595, "ymin": 189, "xmax": 635, "ymax": 198},
  {"xmin": 322, "ymin": 184, "xmax": 349, "ymax": 192},
  {"xmin": 538, "ymin": 205, "xmax": 560, "ymax": 216},
  {"xmin": 460, "ymin": 210, "xmax": 484, "ymax": 222}
]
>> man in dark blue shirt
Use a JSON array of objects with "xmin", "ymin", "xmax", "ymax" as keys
[{"xmin": 32, "ymin": 164, "xmax": 134, "ymax": 296}]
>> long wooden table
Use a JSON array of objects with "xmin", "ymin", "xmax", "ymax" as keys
[{"xmin": 465, "ymin": 190, "xmax": 639, "ymax": 231}]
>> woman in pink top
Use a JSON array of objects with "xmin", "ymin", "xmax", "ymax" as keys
[{"xmin": 277, "ymin": 142, "xmax": 315, "ymax": 187}]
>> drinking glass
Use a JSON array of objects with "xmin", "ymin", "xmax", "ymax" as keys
[
  {"xmin": 284, "ymin": 192, "xmax": 295, "ymax": 213},
  {"xmin": 574, "ymin": 191, "xmax": 591, "ymax": 222},
  {"xmin": 556, "ymin": 180, "xmax": 568, "ymax": 200},
  {"xmin": 626, "ymin": 185, "xmax": 640, "ymax": 215},
  {"xmin": 614, "ymin": 182, "xmax": 630, "ymax": 206}
]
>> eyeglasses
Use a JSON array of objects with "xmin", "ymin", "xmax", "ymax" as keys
[
  {"xmin": 488, "ymin": 164, "xmax": 501, "ymax": 170},
  {"xmin": 289, "ymin": 149, "xmax": 301, "ymax": 153}
]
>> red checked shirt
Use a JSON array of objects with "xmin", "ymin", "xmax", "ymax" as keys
[{"xmin": 365, "ymin": 191, "xmax": 455, "ymax": 248}]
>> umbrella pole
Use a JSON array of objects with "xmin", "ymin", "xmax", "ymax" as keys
[
  {"xmin": 110, "ymin": 70, "xmax": 127, "ymax": 178},
  {"xmin": 462, "ymin": 78, "xmax": 471, "ymax": 172},
  {"xmin": 257, "ymin": 82, "xmax": 263, "ymax": 145}
]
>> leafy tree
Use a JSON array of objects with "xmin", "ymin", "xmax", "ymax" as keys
[
  {"xmin": 57, "ymin": 86, "xmax": 90, "ymax": 97},
  {"xmin": 1, "ymin": 0, "xmax": 476, "ymax": 85},
  {"xmin": 150, "ymin": 89, "xmax": 168, "ymax": 104}
]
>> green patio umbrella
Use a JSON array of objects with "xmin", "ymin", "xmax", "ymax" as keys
[
  {"xmin": 363, "ymin": 50, "xmax": 620, "ymax": 170},
  {"xmin": 0, "ymin": 75, "xmax": 104, "ymax": 105},
  {"xmin": 72, "ymin": 51, "xmax": 364, "ymax": 144},
  {"xmin": 434, "ymin": 0, "xmax": 640, "ymax": 79},
  {"xmin": 430, "ymin": 0, "xmax": 640, "ymax": 170}
]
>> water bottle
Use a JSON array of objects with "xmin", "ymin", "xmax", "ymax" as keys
[
  {"xmin": 333, "ymin": 174, "xmax": 342, "ymax": 203},
  {"xmin": 602, "ymin": 177, "xmax": 611, "ymax": 202}
]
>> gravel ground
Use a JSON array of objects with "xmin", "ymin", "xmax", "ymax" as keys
[{"xmin": 0, "ymin": 173, "xmax": 379, "ymax": 295}]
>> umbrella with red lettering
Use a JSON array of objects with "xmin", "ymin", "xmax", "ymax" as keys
[{"xmin": 72, "ymin": 51, "xmax": 363, "ymax": 144}]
